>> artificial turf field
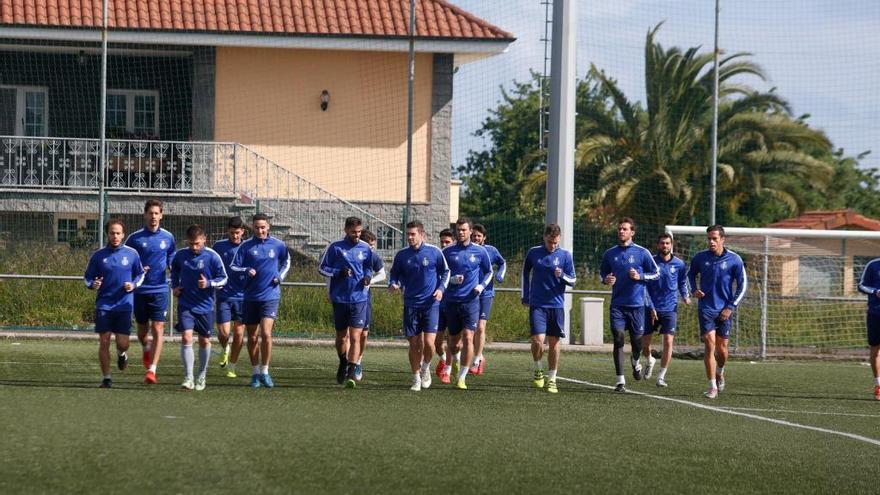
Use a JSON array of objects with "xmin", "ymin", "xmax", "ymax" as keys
[{"xmin": 0, "ymin": 340, "xmax": 877, "ymax": 494}]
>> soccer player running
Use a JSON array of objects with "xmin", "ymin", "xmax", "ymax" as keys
[
  {"xmin": 171, "ymin": 225, "xmax": 227, "ymax": 391},
  {"xmin": 84, "ymin": 219, "xmax": 145, "ymax": 388},
  {"xmin": 687, "ymin": 225, "xmax": 747, "ymax": 399},
  {"xmin": 126, "ymin": 199, "xmax": 176, "ymax": 384},
  {"xmin": 641, "ymin": 233, "xmax": 690, "ymax": 387},
  {"xmin": 856, "ymin": 256, "xmax": 880, "ymax": 400},
  {"xmin": 388, "ymin": 221, "xmax": 450, "ymax": 391},
  {"xmin": 442, "ymin": 218, "xmax": 493, "ymax": 390},
  {"xmin": 318, "ymin": 217, "xmax": 376, "ymax": 388},
  {"xmin": 521, "ymin": 223, "xmax": 576, "ymax": 394},
  {"xmin": 470, "ymin": 224, "xmax": 506, "ymax": 376},
  {"xmin": 599, "ymin": 217, "xmax": 660, "ymax": 392},
  {"xmin": 351, "ymin": 229, "xmax": 387, "ymax": 381},
  {"xmin": 213, "ymin": 217, "xmax": 247, "ymax": 378},
  {"xmin": 230, "ymin": 213, "xmax": 291, "ymax": 388},
  {"xmin": 434, "ymin": 228, "xmax": 455, "ymax": 384}
]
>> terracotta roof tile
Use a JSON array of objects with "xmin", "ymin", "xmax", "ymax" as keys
[
  {"xmin": 767, "ymin": 209, "xmax": 880, "ymax": 232},
  {"xmin": 0, "ymin": 0, "xmax": 512, "ymax": 39}
]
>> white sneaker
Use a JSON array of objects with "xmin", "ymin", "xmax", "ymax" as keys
[
  {"xmin": 181, "ymin": 378, "xmax": 194, "ymax": 390},
  {"xmin": 195, "ymin": 376, "xmax": 206, "ymax": 391},
  {"xmin": 644, "ymin": 357, "xmax": 656, "ymax": 379},
  {"xmin": 704, "ymin": 387, "xmax": 718, "ymax": 399},
  {"xmin": 656, "ymin": 377, "xmax": 668, "ymax": 388},
  {"xmin": 410, "ymin": 375, "xmax": 422, "ymax": 392},
  {"xmin": 420, "ymin": 369, "xmax": 432, "ymax": 389},
  {"xmin": 717, "ymin": 375, "xmax": 726, "ymax": 392}
]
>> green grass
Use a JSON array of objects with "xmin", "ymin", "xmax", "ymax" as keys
[{"xmin": 0, "ymin": 340, "xmax": 877, "ymax": 493}]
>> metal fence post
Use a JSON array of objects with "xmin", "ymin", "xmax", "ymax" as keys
[{"xmin": 760, "ymin": 235, "xmax": 769, "ymax": 359}]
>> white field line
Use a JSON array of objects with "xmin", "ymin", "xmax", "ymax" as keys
[
  {"xmin": 717, "ymin": 407, "xmax": 880, "ymax": 418},
  {"xmin": 557, "ymin": 376, "xmax": 880, "ymax": 447}
]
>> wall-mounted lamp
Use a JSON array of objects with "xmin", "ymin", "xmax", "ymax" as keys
[{"xmin": 320, "ymin": 90, "xmax": 330, "ymax": 111}]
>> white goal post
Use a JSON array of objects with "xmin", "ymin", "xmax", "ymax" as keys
[{"xmin": 666, "ymin": 225, "xmax": 880, "ymax": 358}]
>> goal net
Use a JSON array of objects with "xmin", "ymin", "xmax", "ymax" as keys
[{"xmin": 667, "ymin": 225, "xmax": 880, "ymax": 358}]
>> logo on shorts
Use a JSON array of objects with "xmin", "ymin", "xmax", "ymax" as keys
[
  {"xmin": 121, "ymin": 256, "xmax": 129, "ymax": 266},
  {"xmin": 160, "ymin": 240, "xmax": 167, "ymax": 250},
  {"xmin": 99, "ymin": 311, "xmax": 106, "ymax": 316},
  {"xmin": 422, "ymin": 257, "xmax": 429, "ymax": 266}
]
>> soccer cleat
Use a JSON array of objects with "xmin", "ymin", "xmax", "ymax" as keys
[
  {"xmin": 632, "ymin": 362, "xmax": 643, "ymax": 381},
  {"xmin": 545, "ymin": 377, "xmax": 558, "ymax": 394},
  {"xmin": 144, "ymin": 370, "xmax": 157, "ymax": 384},
  {"xmin": 614, "ymin": 382, "xmax": 626, "ymax": 393},
  {"xmin": 435, "ymin": 360, "xmax": 447, "ymax": 378},
  {"xmin": 439, "ymin": 367, "xmax": 451, "ymax": 384},
  {"xmin": 532, "ymin": 370, "xmax": 545, "ymax": 389},
  {"xmin": 476, "ymin": 358, "xmax": 485, "ymax": 375},
  {"xmin": 336, "ymin": 361, "xmax": 348, "ymax": 385},
  {"xmin": 260, "ymin": 373, "xmax": 274, "ymax": 389},
  {"xmin": 451, "ymin": 361, "xmax": 460, "ymax": 381},
  {"xmin": 100, "ymin": 378, "xmax": 112, "ymax": 388},
  {"xmin": 354, "ymin": 363, "xmax": 364, "ymax": 382},
  {"xmin": 410, "ymin": 375, "xmax": 422, "ymax": 392},
  {"xmin": 195, "ymin": 376, "xmax": 206, "ymax": 391},
  {"xmin": 717, "ymin": 375, "xmax": 726, "ymax": 392},
  {"xmin": 656, "ymin": 378, "xmax": 668, "ymax": 388},
  {"xmin": 225, "ymin": 368, "xmax": 237, "ymax": 378},
  {"xmin": 344, "ymin": 377, "xmax": 357, "ymax": 389},
  {"xmin": 455, "ymin": 378, "xmax": 467, "ymax": 390},
  {"xmin": 117, "ymin": 353, "xmax": 128, "ymax": 371},
  {"xmin": 874, "ymin": 385, "xmax": 880, "ymax": 401},
  {"xmin": 420, "ymin": 369, "xmax": 432, "ymax": 389},
  {"xmin": 181, "ymin": 378, "xmax": 195, "ymax": 390},
  {"xmin": 644, "ymin": 358, "xmax": 655, "ymax": 380},
  {"xmin": 704, "ymin": 387, "xmax": 718, "ymax": 399},
  {"xmin": 250, "ymin": 373, "xmax": 262, "ymax": 388},
  {"xmin": 219, "ymin": 346, "xmax": 230, "ymax": 368},
  {"xmin": 142, "ymin": 350, "xmax": 151, "ymax": 369}
]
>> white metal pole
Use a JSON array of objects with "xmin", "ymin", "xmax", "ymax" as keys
[
  {"xmin": 709, "ymin": 0, "xmax": 720, "ymax": 226},
  {"xmin": 97, "ymin": 0, "xmax": 108, "ymax": 246},
  {"xmin": 404, "ymin": 0, "xmax": 415, "ymax": 240},
  {"xmin": 546, "ymin": 0, "xmax": 577, "ymax": 343},
  {"xmin": 760, "ymin": 235, "xmax": 769, "ymax": 359}
]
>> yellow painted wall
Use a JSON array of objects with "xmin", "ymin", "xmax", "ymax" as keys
[{"xmin": 214, "ymin": 47, "xmax": 434, "ymax": 203}]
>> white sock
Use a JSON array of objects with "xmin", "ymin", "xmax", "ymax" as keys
[
  {"xmin": 657, "ymin": 367, "xmax": 668, "ymax": 380},
  {"xmin": 148, "ymin": 364, "xmax": 157, "ymax": 373},
  {"xmin": 458, "ymin": 366, "xmax": 469, "ymax": 381},
  {"xmin": 533, "ymin": 360, "xmax": 543, "ymax": 371},
  {"xmin": 455, "ymin": 351, "xmax": 461, "ymax": 363},
  {"xmin": 648, "ymin": 355, "xmax": 656, "ymax": 365},
  {"xmin": 356, "ymin": 357, "xmax": 363, "ymax": 365},
  {"xmin": 117, "ymin": 350, "xmax": 126, "ymax": 357},
  {"xmin": 709, "ymin": 379, "xmax": 717, "ymax": 389},
  {"xmin": 181, "ymin": 344, "xmax": 194, "ymax": 379},
  {"xmin": 717, "ymin": 366, "xmax": 725, "ymax": 377},
  {"xmin": 198, "ymin": 344, "xmax": 211, "ymax": 379},
  {"xmin": 616, "ymin": 374, "xmax": 625, "ymax": 385},
  {"xmin": 547, "ymin": 369, "xmax": 557, "ymax": 379},
  {"xmin": 412, "ymin": 372, "xmax": 420, "ymax": 382},
  {"xmin": 252, "ymin": 365, "xmax": 260, "ymax": 375},
  {"xmin": 473, "ymin": 354, "xmax": 483, "ymax": 366},
  {"xmin": 260, "ymin": 365, "xmax": 269, "ymax": 375},
  {"xmin": 103, "ymin": 374, "xmax": 112, "ymax": 380},
  {"xmin": 874, "ymin": 377, "xmax": 880, "ymax": 386}
]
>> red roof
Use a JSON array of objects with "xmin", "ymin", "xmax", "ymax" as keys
[
  {"xmin": 767, "ymin": 209, "xmax": 880, "ymax": 231},
  {"xmin": 0, "ymin": 0, "xmax": 513, "ymax": 40}
]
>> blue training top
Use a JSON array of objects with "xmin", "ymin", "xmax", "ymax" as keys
[
  {"xmin": 170, "ymin": 247, "xmax": 228, "ymax": 314},
  {"xmin": 318, "ymin": 237, "xmax": 376, "ymax": 304},
  {"xmin": 84, "ymin": 244, "xmax": 145, "ymax": 311},
  {"xmin": 213, "ymin": 239, "xmax": 246, "ymax": 301},
  {"xmin": 125, "ymin": 227, "xmax": 176, "ymax": 294},
  {"xmin": 646, "ymin": 254, "xmax": 689, "ymax": 313},
  {"xmin": 442, "ymin": 242, "xmax": 493, "ymax": 304},
  {"xmin": 521, "ymin": 245, "xmax": 576, "ymax": 308},
  {"xmin": 230, "ymin": 235, "xmax": 291, "ymax": 302},
  {"xmin": 858, "ymin": 257, "xmax": 880, "ymax": 316},
  {"xmin": 480, "ymin": 244, "xmax": 507, "ymax": 298},
  {"xmin": 599, "ymin": 243, "xmax": 659, "ymax": 307},
  {"xmin": 687, "ymin": 248, "xmax": 748, "ymax": 312},
  {"xmin": 389, "ymin": 242, "xmax": 450, "ymax": 309}
]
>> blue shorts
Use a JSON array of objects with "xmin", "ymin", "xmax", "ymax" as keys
[
  {"xmin": 243, "ymin": 299, "xmax": 280, "ymax": 325},
  {"xmin": 94, "ymin": 309, "xmax": 132, "ymax": 335},
  {"xmin": 445, "ymin": 299, "xmax": 479, "ymax": 336},
  {"xmin": 529, "ymin": 307, "xmax": 565, "ymax": 339},
  {"xmin": 403, "ymin": 304, "xmax": 440, "ymax": 337},
  {"xmin": 133, "ymin": 292, "xmax": 168, "ymax": 324},
  {"xmin": 699, "ymin": 308, "xmax": 733, "ymax": 339},
  {"xmin": 867, "ymin": 312, "xmax": 880, "ymax": 347},
  {"xmin": 176, "ymin": 308, "xmax": 214, "ymax": 337},
  {"xmin": 215, "ymin": 298, "xmax": 244, "ymax": 324},
  {"xmin": 646, "ymin": 310, "xmax": 677, "ymax": 336},
  {"xmin": 333, "ymin": 302, "xmax": 369, "ymax": 331},
  {"xmin": 610, "ymin": 305, "xmax": 645, "ymax": 336},
  {"xmin": 479, "ymin": 295, "xmax": 494, "ymax": 321}
]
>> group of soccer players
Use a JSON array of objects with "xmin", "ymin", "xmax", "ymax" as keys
[{"xmin": 84, "ymin": 201, "xmax": 880, "ymax": 400}]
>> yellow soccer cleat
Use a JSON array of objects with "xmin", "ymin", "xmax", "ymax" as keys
[
  {"xmin": 532, "ymin": 370, "xmax": 545, "ymax": 389},
  {"xmin": 545, "ymin": 377, "xmax": 558, "ymax": 394},
  {"xmin": 455, "ymin": 378, "xmax": 467, "ymax": 390}
]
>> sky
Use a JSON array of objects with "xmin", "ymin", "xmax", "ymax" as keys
[{"xmin": 447, "ymin": 0, "xmax": 880, "ymax": 173}]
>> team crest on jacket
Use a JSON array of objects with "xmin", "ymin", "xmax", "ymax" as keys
[
  {"xmin": 469, "ymin": 254, "xmax": 476, "ymax": 263},
  {"xmin": 553, "ymin": 257, "xmax": 560, "ymax": 266},
  {"xmin": 422, "ymin": 257, "xmax": 429, "ymax": 266},
  {"xmin": 269, "ymin": 250, "xmax": 275, "ymax": 258},
  {"xmin": 628, "ymin": 255, "xmax": 634, "ymax": 264},
  {"xmin": 159, "ymin": 240, "xmax": 167, "ymax": 249},
  {"xmin": 357, "ymin": 251, "xmax": 365, "ymax": 261},
  {"xmin": 721, "ymin": 261, "xmax": 728, "ymax": 270},
  {"xmin": 121, "ymin": 256, "xmax": 129, "ymax": 266},
  {"xmin": 198, "ymin": 260, "xmax": 204, "ymax": 269},
  {"xmin": 670, "ymin": 267, "xmax": 676, "ymax": 273}
]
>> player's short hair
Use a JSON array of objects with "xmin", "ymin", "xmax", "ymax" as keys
[
  {"xmin": 186, "ymin": 224, "xmax": 205, "ymax": 240},
  {"xmin": 252, "ymin": 213, "xmax": 270, "ymax": 224},
  {"xmin": 143, "ymin": 199, "xmax": 163, "ymax": 213},
  {"xmin": 544, "ymin": 223, "xmax": 561, "ymax": 237},
  {"xmin": 406, "ymin": 220, "xmax": 425, "ymax": 233},
  {"xmin": 227, "ymin": 216, "xmax": 245, "ymax": 230},
  {"xmin": 439, "ymin": 228, "xmax": 454, "ymax": 239},
  {"xmin": 455, "ymin": 218, "xmax": 472, "ymax": 229},
  {"xmin": 707, "ymin": 224, "xmax": 726, "ymax": 237},
  {"xmin": 618, "ymin": 217, "xmax": 636, "ymax": 230},
  {"xmin": 105, "ymin": 218, "xmax": 125, "ymax": 234},
  {"xmin": 472, "ymin": 224, "xmax": 487, "ymax": 236},
  {"xmin": 658, "ymin": 232, "xmax": 673, "ymax": 242},
  {"xmin": 345, "ymin": 217, "xmax": 362, "ymax": 229},
  {"xmin": 362, "ymin": 229, "xmax": 377, "ymax": 243}
]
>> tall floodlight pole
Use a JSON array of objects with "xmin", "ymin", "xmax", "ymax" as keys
[
  {"xmin": 709, "ymin": 0, "xmax": 721, "ymax": 225},
  {"xmin": 97, "ymin": 0, "xmax": 109, "ymax": 247},
  {"xmin": 404, "ymin": 0, "xmax": 416, "ymax": 242},
  {"xmin": 546, "ymin": 0, "xmax": 577, "ymax": 343}
]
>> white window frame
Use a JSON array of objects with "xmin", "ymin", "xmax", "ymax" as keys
[
  {"xmin": 54, "ymin": 214, "xmax": 99, "ymax": 244},
  {"xmin": 106, "ymin": 89, "xmax": 160, "ymax": 137},
  {"xmin": 0, "ymin": 85, "xmax": 49, "ymax": 136}
]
